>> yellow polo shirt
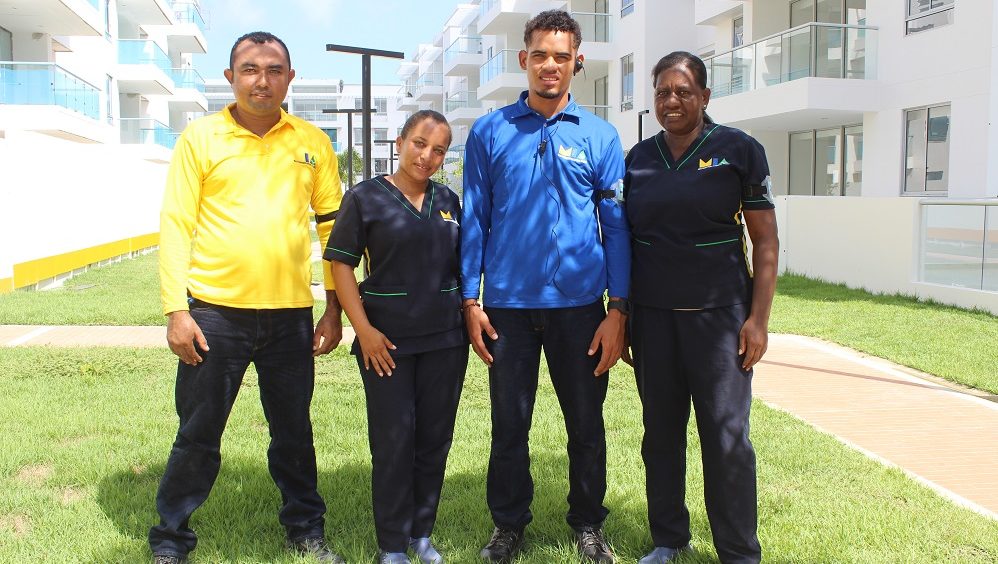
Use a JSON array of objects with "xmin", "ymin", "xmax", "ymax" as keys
[{"xmin": 159, "ymin": 104, "xmax": 341, "ymax": 314}]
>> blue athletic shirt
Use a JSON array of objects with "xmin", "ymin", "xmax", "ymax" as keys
[{"xmin": 461, "ymin": 92, "xmax": 630, "ymax": 308}]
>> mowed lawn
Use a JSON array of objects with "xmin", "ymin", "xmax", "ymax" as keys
[{"xmin": 1, "ymin": 346, "xmax": 996, "ymax": 563}]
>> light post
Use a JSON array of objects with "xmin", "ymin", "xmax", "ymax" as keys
[
  {"xmin": 322, "ymin": 108, "xmax": 374, "ymax": 187},
  {"xmin": 326, "ymin": 44, "xmax": 405, "ymax": 180}
]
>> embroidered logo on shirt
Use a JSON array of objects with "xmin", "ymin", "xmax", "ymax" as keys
[
  {"xmin": 439, "ymin": 210, "xmax": 459, "ymax": 225},
  {"xmin": 294, "ymin": 152, "xmax": 318, "ymax": 168},
  {"xmin": 557, "ymin": 145, "xmax": 588, "ymax": 164},
  {"xmin": 698, "ymin": 157, "xmax": 730, "ymax": 170}
]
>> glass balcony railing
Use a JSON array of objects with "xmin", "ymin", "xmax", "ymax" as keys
[
  {"xmin": 172, "ymin": 1, "xmax": 206, "ymax": 32},
  {"xmin": 85, "ymin": 0, "xmax": 99, "ymax": 9},
  {"xmin": 572, "ymin": 12, "xmax": 612, "ymax": 43},
  {"xmin": 118, "ymin": 39, "xmax": 172, "ymax": 75},
  {"xmin": 480, "ymin": 49, "xmax": 522, "ymax": 84},
  {"xmin": 120, "ymin": 117, "xmax": 178, "ymax": 149},
  {"xmin": 445, "ymin": 36, "xmax": 483, "ymax": 64},
  {"xmin": 172, "ymin": 68, "xmax": 205, "ymax": 92},
  {"xmin": 480, "ymin": 0, "xmax": 499, "ymax": 18},
  {"xmin": 704, "ymin": 22, "xmax": 878, "ymax": 99},
  {"xmin": 920, "ymin": 201, "xmax": 998, "ymax": 292},
  {"xmin": 445, "ymin": 91, "xmax": 482, "ymax": 113},
  {"xmin": 0, "ymin": 62, "xmax": 100, "ymax": 120},
  {"xmin": 580, "ymin": 104, "xmax": 610, "ymax": 120},
  {"xmin": 417, "ymin": 72, "xmax": 443, "ymax": 88}
]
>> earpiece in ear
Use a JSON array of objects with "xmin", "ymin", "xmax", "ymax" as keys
[{"xmin": 574, "ymin": 58, "xmax": 584, "ymax": 75}]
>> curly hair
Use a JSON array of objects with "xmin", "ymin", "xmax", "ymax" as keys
[{"xmin": 523, "ymin": 10, "xmax": 582, "ymax": 49}]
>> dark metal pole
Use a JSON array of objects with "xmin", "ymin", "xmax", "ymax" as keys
[
  {"xmin": 346, "ymin": 112, "xmax": 354, "ymax": 187},
  {"xmin": 637, "ymin": 109, "xmax": 649, "ymax": 143},
  {"xmin": 362, "ymin": 54, "xmax": 372, "ymax": 180}
]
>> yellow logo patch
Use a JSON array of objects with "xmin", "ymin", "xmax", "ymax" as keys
[{"xmin": 440, "ymin": 210, "xmax": 452, "ymax": 221}]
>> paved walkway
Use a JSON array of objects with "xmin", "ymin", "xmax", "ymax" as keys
[{"xmin": 1, "ymin": 325, "xmax": 994, "ymax": 519}]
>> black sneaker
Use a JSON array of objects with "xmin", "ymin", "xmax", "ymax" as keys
[
  {"xmin": 479, "ymin": 526, "xmax": 524, "ymax": 562},
  {"xmin": 286, "ymin": 536, "xmax": 346, "ymax": 563},
  {"xmin": 576, "ymin": 528, "xmax": 615, "ymax": 563},
  {"xmin": 151, "ymin": 554, "xmax": 188, "ymax": 564}
]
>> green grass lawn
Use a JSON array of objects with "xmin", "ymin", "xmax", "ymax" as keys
[
  {"xmin": 0, "ymin": 346, "xmax": 995, "ymax": 563},
  {"xmin": 771, "ymin": 274, "xmax": 998, "ymax": 394}
]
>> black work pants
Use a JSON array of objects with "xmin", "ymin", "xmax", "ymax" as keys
[
  {"xmin": 359, "ymin": 344, "xmax": 468, "ymax": 552},
  {"xmin": 631, "ymin": 303, "xmax": 761, "ymax": 564}
]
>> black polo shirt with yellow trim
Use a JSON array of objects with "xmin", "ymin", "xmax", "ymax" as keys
[
  {"xmin": 623, "ymin": 124, "xmax": 775, "ymax": 310},
  {"xmin": 324, "ymin": 176, "xmax": 465, "ymax": 354}
]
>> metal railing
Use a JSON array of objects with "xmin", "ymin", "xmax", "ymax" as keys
[
  {"xmin": 445, "ymin": 36, "xmax": 483, "ymax": 64},
  {"xmin": 172, "ymin": 1, "xmax": 206, "ymax": 31},
  {"xmin": 572, "ymin": 12, "xmax": 612, "ymax": 43},
  {"xmin": 0, "ymin": 62, "xmax": 100, "ymax": 120},
  {"xmin": 579, "ymin": 104, "xmax": 610, "ymax": 120},
  {"xmin": 120, "ymin": 117, "xmax": 177, "ymax": 149},
  {"xmin": 480, "ymin": 49, "xmax": 522, "ymax": 84},
  {"xmin": 171, "ymin": 68, "xmax": 205, "ymax": 92},
  {"xmin": 118, "ymin": 39, "xmax": 172, "ymax": 75},
  {"xmin": 919, "ymin": 200, "xmax": 998, "ymax": 292},
  {"xmin": 445, "ymin": 91, "xmax": 482, "ymax": 113},
  {"xmin": 704, "ymin": 22, "xmax": 878, "ymax": 99}
]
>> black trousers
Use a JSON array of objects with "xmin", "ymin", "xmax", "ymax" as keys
[
  {"xmin": 484, "ymin": 302, "xmax": 610, "ymax": 532},
  {"xmin": 631, "ymin": 303, "xmax": 761, "ymax": 564},
  {"xmin": 149, "ymin": 304, "xmax": 325, "ymax": 557},
  {"xmin": 359, "ymin": 344, "xmax": 468, "ymax": 552}
]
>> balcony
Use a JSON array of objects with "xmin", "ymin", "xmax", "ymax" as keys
[
  {"xmin": 120, "ymin": 117, "xmax": 177, "ymax": 149},
  {"xmin": 478, "ymin": 49, "xmax": 524, "ymax": 102},
  {"xmin": 579, "ymin": 104, "xmax": 610, "ymax": 121},
  {"xmin": 116, "ymin": 0, "xmax": 172, "ymax": 26},
  {"xmin": 0, "ymin": 62, "xmax": 106, "ymax": 142},
  {"xmin": 573, "ymin": 11, "xmax": 611, "ymax": 43},
  {"xmin": 706, "ymin": 22, "xmax": 881, "ymax": 131},
  {"xmin": 169, "ymin": 68, "xmax": 207, "ymax": 112},
  {"xmin": 397, "ymin": 81, "xmax": 420, "ymax": 111},
  {"xmin": 444, "ymin": 36, "xmax": 483, "ymax": 77},
  {"xmin": 479, "ymin": 0, "xmax": 564, "ymax": 36},
  {"xmin": 0, "ymin": 0, "xmax": 102, "ymax": 36},
  {"xmin": 117, "ymin": 39, "xmax": 174, "ymax": 95},
  {"xmin": 444, "ymin": 91, "xmax": 483, "ymax": 126},
  {"xmin": 166, "ymin": 1, "xmax": 207, "ymax": 54},
  {"xmin": 414, "ymin": 72, "xmax": 443, "ymax": 102}
]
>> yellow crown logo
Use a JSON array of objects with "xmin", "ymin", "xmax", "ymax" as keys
[{"xmin": 440, "ymin": 210, "xmax": 453, "ymax": 220}]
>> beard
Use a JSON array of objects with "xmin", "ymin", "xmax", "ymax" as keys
[{"xmin": 533, "ymin": 87, "xmax": 563, "ymax": 100}]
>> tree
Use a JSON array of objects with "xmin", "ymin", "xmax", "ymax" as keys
[{"xmin": 336, "ymin": 147, "xmax": 363, "ymax": 187}]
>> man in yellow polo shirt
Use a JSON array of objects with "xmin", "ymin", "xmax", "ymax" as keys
[{"xmin": 150, "ymin": 32, "xmax": 344, "ymax": 564}]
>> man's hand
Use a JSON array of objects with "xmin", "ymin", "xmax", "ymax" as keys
[
  {"xmin": 588, "ymin": 309, "xmax": 626, "ymax": 376},
  {"xmin": 464, "ymin": 301, "xmax": 497, "ymax": 366},
  {"xmin": 167, "ymin": 310, "xmax": 208, "ymax": 365},
  {"xmin": 313, "ymin": 310, "xmax": 343, "ymax": 356},
  {"xmin": 738, "ymin": 315, "xmax": 768, "ymax": 370}
]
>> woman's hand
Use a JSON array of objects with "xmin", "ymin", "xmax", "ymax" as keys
[{"xmin": 356, "ymin": 325, "xmax": 397, "ymax": 377}]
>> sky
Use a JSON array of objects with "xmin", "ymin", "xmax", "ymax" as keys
[{"xmin": 192, "ymin": 0, "xmax": 462, "ymax": 84}]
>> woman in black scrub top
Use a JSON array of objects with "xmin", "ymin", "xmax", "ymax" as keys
[
  {"xmin": 623, "ymin": 52, "xmax": 779, "ymax": 564},
  {"xmin": 325, "ymin": 110, "xmax": 467, "ymax": 564}
]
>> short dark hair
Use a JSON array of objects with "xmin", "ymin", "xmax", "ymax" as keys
[
  {"xmin": 229, "ymin": 31, "xmax": 291, "ymax": 70},
  {"xmin": 523, "ymin": 10, "xmax": 582, "ymax": 50},
  {"xmin": 400, "ymin": 110, "xmax": 452, "ymax": 147},
  {"xmin": 652, "ymin": 51, "xmax": 714, "ymax": 124}
]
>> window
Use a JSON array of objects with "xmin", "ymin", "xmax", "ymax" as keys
[
  {"xmin": 321, "ymin": 128, "xmax": 338, "ymax": 144},
  {"xmin": 207, "ymin": 100, "xmax": 231, "ymax": 113},
  {"xmin": 906, "ymin": 0, "xmax": 954, "ymax": 34},
  {"xmin": 353, "ymin": 127, "xmax": 363, "ymax": 145},
  {"xmin": 904, "ymin": 104, "xmax": 950, "ymax": 193},
  {"xmin": 351, "ymin": 97, "xmax": 387, "ymax": 114},
  {"xmin": 621, "ymin": 0, "xmax": 635, "ymax": 17},
  {"xmin": 732, "ymin": 17, "xmax": 744, "ymax": 48},
  {"xmin": 375, "ymin": 158, "xmax": 388, "ymax": 175},
  {"xmin": 787, "ymin": 125, "xmax": 863, "ymax": 196},
  {"xmin": 374, "ymin": 128, "xmax": 389, "ymax": 141},
  {"xmin": 291, "ymin": 97, "xmax": 338, "ymax": 122},
  {"xmin": 620, "ymin": 53, "xmax": 634, "ymax": 112},
  {"xmin": 104, "ymin": 0, "xmax": 112, "ymax": 39},
  {"xmin": 0, "ymin": 25, "xmax": 11, "ymax": 60}
]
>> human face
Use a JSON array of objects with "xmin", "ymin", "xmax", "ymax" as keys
[
  {"xmin": 653, "ymin": 64, "xmax": 711, "ymax": 137},
  {"xmin": 223, "ymin": 39, "xmax": 294, "ymax": 119},
  {"xmin": 519, "ymin": 29, "xmax": 577, "ymax": 102},
  {"xmin": 395, "ymin": 118, "xmax": 451, "ymax": 185}
]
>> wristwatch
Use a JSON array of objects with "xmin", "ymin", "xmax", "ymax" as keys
[{"xmin": 607, "ymin": 298, "xmax": 630, "ymax": 316}]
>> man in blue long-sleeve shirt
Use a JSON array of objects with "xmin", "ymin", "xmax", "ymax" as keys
[{"xmin": 460, "ymin": 11, "xmax": 631, "ymax": 564}]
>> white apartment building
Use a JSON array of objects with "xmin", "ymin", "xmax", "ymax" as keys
[
  {"xmin": 204, "ymin": 78, "xmax": 409, "ymax": 186},
  {"xmin": 0, "ymin": 0, "xmax": 207, "ymax": 292},
  {"xmin": 397, "ymin": 0, "xmax": 998, "ymax": 314}
]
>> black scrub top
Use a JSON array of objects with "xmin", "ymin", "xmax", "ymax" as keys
[
  {"xmin": 324, "ymin": 175, "xmax": 465, "ymax": 355},
  {"xmin": 623, "ymin": 124, "xmax": 775, "ymax": 310}
]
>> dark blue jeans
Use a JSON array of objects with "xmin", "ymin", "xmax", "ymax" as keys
[
  {"xmin": 149, "ymin": 302, "xmax": 326, "ymax": 557},
  {"xmin": 484, "ymin": 302, "xmax": 610, "ymax": 532}
]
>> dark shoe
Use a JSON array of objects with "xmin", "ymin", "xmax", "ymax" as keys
[
  {"xmin": 409, "ymin": 537, "xmax": 444, "ymax": 563},
  {"xmin": 287, "ymin": 536, "xmax": 346, "ymax": 563},
  {"xmin": 479, "ymin": 526, "xmax": 524, "ymax": 562},
  {"xmin": 575, "ymin": 528, "xmax": 615, "ymax": 563},
  {"xmin": 637, "ymin": 545, "xmax": 692, "ymax": 563},
  {"xmin": 377, "ymin": 551, "xmax": 410, "ymax": 564},
  {"xmin": 151, "ymin": 554, "xmax": 188, "ymax": 564}
]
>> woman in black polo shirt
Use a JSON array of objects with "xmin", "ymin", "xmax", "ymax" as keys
[
  {"xmin": 623, "ymin": 52, "xmax": 779, "ymax": 564},
  {"xmin": 325, "ymin": 110, "xmax": 466, "ymax": 564}
]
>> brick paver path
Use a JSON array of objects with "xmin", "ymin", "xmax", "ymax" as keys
[{"xmin": 2, "ymin": 326, "xmax": 995, "ymax": 519}]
